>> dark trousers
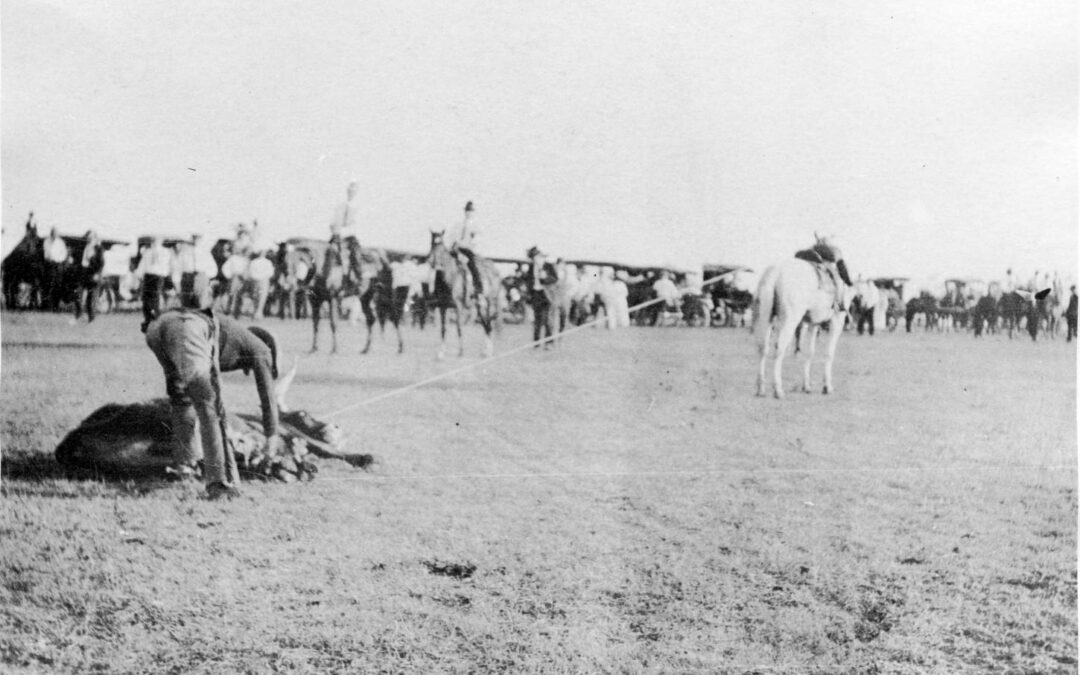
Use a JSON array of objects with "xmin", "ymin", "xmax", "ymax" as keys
[
  {"xmin": 459, "ymin": 248, "xmax": 483, "ymax": 295},
  {"xmin": 44, "ymin": 261, "xmax": 65, "ymax": 310},
  {"xmin": 141, "ymin": 274, "xmax": 165, "ymax": 330},
  {"xmin": 75, "ymin": 282, "xmax": 99, "ymax": 322},
  {"xmin": 1067, "ymin": 314, "xmax": 1078, "ymax": 342}
]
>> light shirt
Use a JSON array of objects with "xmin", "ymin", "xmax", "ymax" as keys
[
  {"xmin": 222, "ymin": 253, "xmax": 250, "ymax": 280},
  {"xmin": 175, "ymin": 243, "xmax": 218, "ymax": 276},
  {"xmin": 138, "ymin": 244, "xmax": 173, "ymax": 277},
  {"xmin": 102, "ymin": 246, "xmax": 133, "ymax": 277},
  {"xmin": 247, "ymin": 256, "xmax": 275, "ymax": 282},
  {"xmin": 330, "ymin": 199, "xmax": 361, "ymax": 239},
  {"xmin": 652, "ymin": 277, "xmax": 680, "ymax": 304},
  {"xmin": 44, "ymin": 236, "xmax": 69, "ymax": 263},
  {"xmin": 447, "ymin": 215, "xmax": 480, "ymax": 252}
]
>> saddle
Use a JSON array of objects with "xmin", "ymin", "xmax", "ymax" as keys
[{"xmin": 794, "ymin": 249, "xmax": 844, "ymax": 311}]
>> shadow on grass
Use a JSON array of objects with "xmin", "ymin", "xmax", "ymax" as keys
[{"xmin": 1, "ymin": 453, "xmax": 177, "ymax": 498}]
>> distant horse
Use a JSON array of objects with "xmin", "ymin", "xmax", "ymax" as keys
[
  {"xmin": 905, "ymin": 294, "xmax": 938, "ymax": 332},
  {"xmin": 2, "ymin": 218, "xmax": 44, "ymax": 310},
  {"xmin": 970, "ymin": 295, "xmax": 998, "ymax": 337},
  {"xmin": 997, "ymin": 291, "xmax": 1032, "ymax": 340},
  {"xmin": 754, "ymin": 256, "xmax": 855, "ymax": 399},
  {"xmin": 850, "ymin": 280, "xmax": 881, "ymax": 336},
  {"xmin": 356, "ymin": 247, "xmax": 407, "ymax": 355},
  {"xmin": 427, "ymin": 230, "xmax": 502, "ymax": 358},
  {"xmin": 292, "ymin": 238, "xmax": 401, "ymax": 354}
]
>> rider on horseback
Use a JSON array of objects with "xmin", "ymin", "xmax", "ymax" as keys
[
  {"xmin": 447, "ymin": 201, "xmax": 484, "ymax": 298},
  {"xmin": 328, "ymin": 178, "xmax": 362, "ymax": 283}
]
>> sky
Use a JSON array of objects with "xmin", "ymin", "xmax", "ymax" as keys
[{"xmin": 2, "ymin": 0, "xmax": 1076, "ymax": 285}]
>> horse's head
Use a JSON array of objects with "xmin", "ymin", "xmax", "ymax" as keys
[{"xmin": 428, "ymin": 229, "xmax": 453, "ymax": 271}]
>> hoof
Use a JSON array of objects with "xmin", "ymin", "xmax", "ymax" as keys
[
  {"xmin": 773, "ymin": 390, "xmax": 785, "ymax": 400},
  {"xmin": 822, "ymin": 386, "xmax": 832, "ymax": 395}
]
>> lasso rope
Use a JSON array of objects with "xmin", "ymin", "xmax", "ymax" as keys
[{"xmin": 322, "ymin": 270, "xmax": 741, "ymax": 419}]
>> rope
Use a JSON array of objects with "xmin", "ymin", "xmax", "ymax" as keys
[{"xmin": 322, "ymin": 270, "xmax": 742, "ymax": 419}]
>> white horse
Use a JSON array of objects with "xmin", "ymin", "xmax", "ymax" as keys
[{"xmin": 754, "ymin": 258, "xmax": 855, "ymax": 399}]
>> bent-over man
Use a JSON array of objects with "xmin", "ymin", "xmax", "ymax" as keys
[{"xmin": 145, "ymin": 287, "xmax": 280, "ymax": 500}]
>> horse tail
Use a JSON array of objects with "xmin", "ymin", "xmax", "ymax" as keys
[{"xmin": 752, "ymin": 264, "xmax": 779, "ymax": 346}]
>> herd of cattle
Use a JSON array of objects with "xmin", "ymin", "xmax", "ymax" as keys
[{"xmin": 2, "ymin": 221, "xmax": 1076, "ymax": 344}]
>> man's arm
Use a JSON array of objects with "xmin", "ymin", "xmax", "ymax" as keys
[{"xmin": 251, "ymin": 357, "xmax": 279, "ymax": 439}]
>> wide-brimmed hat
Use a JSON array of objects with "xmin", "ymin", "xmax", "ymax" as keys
[{"xmin": 526, "ymin": 246, "xmax": 542, "ymax": 258}]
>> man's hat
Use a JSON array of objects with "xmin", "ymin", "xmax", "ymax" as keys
[
  {"xmin": 464, "ymin": 201, "xmax": 474, "ymax": 212},
  {"xmin": 246, "ymin": 326, "xmax": 279, "ymax": 380},
  {"xmin": 526, "ymin": 246, "xmax": 542, "ymax": 258}
]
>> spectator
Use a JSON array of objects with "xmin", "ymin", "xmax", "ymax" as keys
[
  {"xmin": 136, "ymin": 236, "xmax": 174, "ymax": 332},
  {"xmin": 43, "ymin": 227, "xmax": 69, "ymax": 310},
  {"xmin": 74, "ymin": 230, "xmax": 104, "ymax": 322}
]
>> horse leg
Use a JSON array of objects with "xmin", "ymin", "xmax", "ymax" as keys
[
  {"xmin": 328, "ymin": 296, "xmax": 339, "ymax": 354},
  {"xmin": 360, "ymin": 290, "xmax": 376, "ymax": 355},
  {"xmin": 310, "ymin": 296, "xmax": 321, "ymax": 352},
  {"xmin": 821, "ymin": 315, "xmax": 844, "ymax": 394},
  {"xmin": 455, "ymin": 305, "xmax": 465, "ymax": 357},
  {"xmin": 801, "ymin": 324, "xmax": 818, "ymax": 393},
  {"xmin": 771, "ymin": 317, "xmax": 799, "ymax": 399},
  {"xmin": 437, "ymin": 306, "xmax": 448, "ymax": 360},
  {"xmin": 755, "ymin": 322, "xmax": 773, "ymax": 397}
]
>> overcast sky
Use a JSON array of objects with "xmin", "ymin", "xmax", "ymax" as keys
[{"xmin": 2, "ymin": 0, "xmax": 1076, "ymax": 283}]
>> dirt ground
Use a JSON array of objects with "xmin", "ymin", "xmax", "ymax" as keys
[{"xmin": 2, "ymin": 311, "xmax": 1076, "ymax": 673}]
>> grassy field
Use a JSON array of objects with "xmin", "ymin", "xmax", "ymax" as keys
[{"xmin": 1, "ymin": 310, "xmax": 1076, "ymax": 673}]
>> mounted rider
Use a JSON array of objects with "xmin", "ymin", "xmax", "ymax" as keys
[
  {"xmin": 326, "ymin": 178, "xmax": 363, "ymax": 285},
  {"xmin": 446, "ymin": 201, "xmax": 484, "ymax": 298}
]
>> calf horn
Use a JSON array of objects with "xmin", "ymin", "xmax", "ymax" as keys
[{"xmin": 274, "ymin": 357, "xmax": 298, "ymax": 413}]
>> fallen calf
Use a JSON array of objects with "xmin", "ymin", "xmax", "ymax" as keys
[{"xmin": 55, "ymin": 399, "xmax": 373, "ymax": 482}]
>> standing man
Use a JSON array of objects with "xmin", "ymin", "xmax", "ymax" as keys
[
  {"xmin": 74, "ymin": 230, "xmax": 104, "ymax": 322},
  {"xmin": 447, "ymin": 201, "xmax": 483, "ymax": 297},
  {"xmin": 136, "ymin": 236, "xmax": 174, "ymax": 332},
  {"xmin": 145, "ymin": 298, "xmax": 281, "ymax": 499},
  {"xmin": 174, "ymin": 233, "xmax": 219, "ymax": 309},
  {"xmin": 652, "ymin": 270, "xmax": 681, "ymax": 322},
  {"xmin": 244, "ymin": 249, "xmax": 276, "ymax": 320},
  {"xmin": 43, "ymin": 227, "xmax": 70, "ymax": 310},
  {"xmin": 329, "ymin": 178, "xmax": 362, "ymax": 280}
]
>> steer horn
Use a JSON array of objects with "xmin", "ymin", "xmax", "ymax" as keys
[{"xmin": 274, "ymin": 357, "xmax": 298, "ymax": 413}]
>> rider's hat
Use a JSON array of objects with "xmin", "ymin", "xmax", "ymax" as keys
[
  {"xmin": 526, "ymin": 246, "xmax": 542, "ymax": 259},
  {"xmin": 464, "ymin": 201, "xmax": 475, "ymax": 212}
]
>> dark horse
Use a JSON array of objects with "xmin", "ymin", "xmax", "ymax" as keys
[
  {"xmin": 998, "ymin": 289, "xmax": 1051, "ymax": 341},
  {"xmin": 290, "ymin": 237, "xmax": 402, "ymax": 354},
  {"xmin": 2, "ymin": 216, "xmax": 45, "ymax": 310},
  {"xmin": 905, "ymin": 293, "xmax": 938, "ymax": 332},
  {"xmin": 970, "ymin": 295, "xmax": 998, "ymax": 337},
  {"xmin": 427, "ymin": 230, "xmax": 502, "ymax": 358}
]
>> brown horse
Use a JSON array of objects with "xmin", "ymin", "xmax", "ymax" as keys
[{"xmin": 427, "ymin": 230, "xmax": 502, "ymax": 358}]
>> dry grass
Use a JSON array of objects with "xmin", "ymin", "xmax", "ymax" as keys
[{"xmin": 2, "ymin": 311, "xmax": 1076, "ymax": 673}]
